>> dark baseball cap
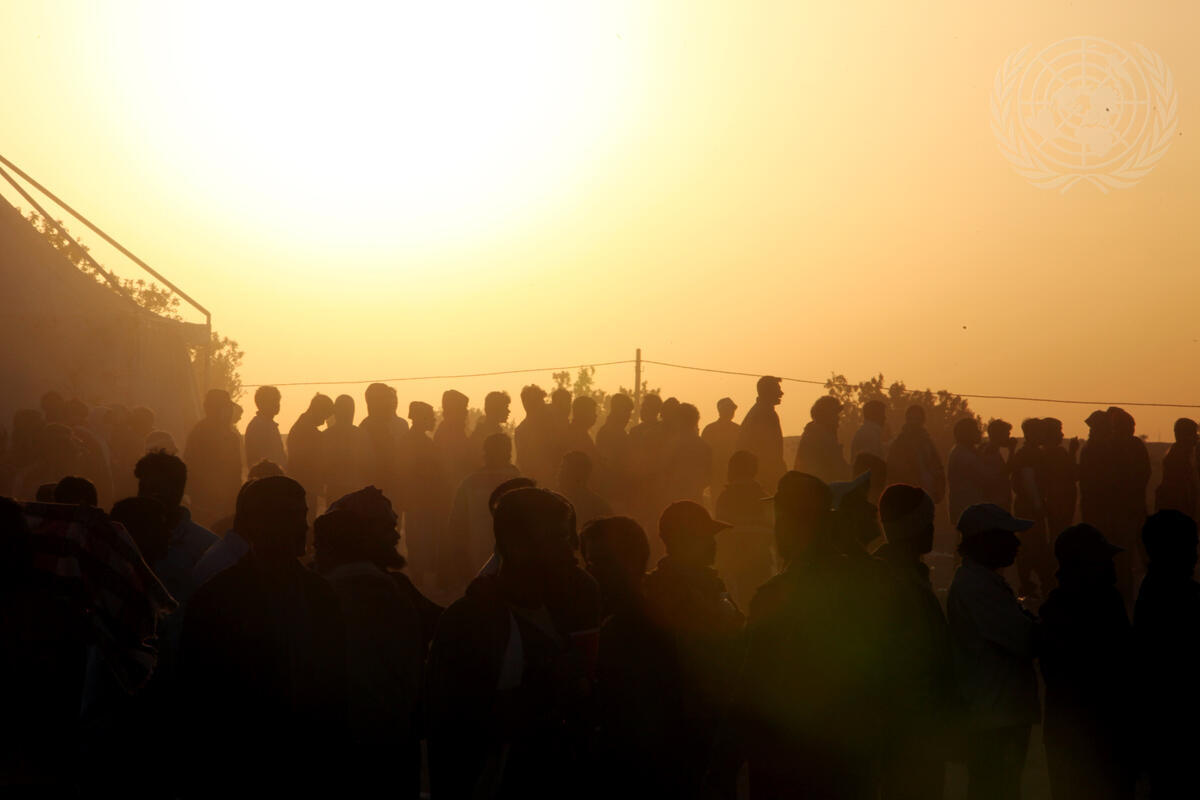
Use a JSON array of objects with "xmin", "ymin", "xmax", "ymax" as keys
[
  {"xmin": 1054, "ymin": 524, "xmax": 1123, "ymax": 563},
  {"xmin": 1084, "ymin": 410, "xmax": 1108, "ymax": 428},
  {"xmin": 767, "ymin": 471, "xmax": 832, "ymax": 513},
  {"xmin": 956, "ymin": 503, "xmax": 1033, "ymax": 539},
  {"xmin": 659, "ymin": 500, "xmax": 732, "ymax": 540}
]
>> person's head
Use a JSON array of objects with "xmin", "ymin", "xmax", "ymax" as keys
[
  {"xmin": 40, "ymin": 391, "xmax": 66, "ymax": 424},
  {"xmin": 111, "ymin": 496, "xmax": 170, "ymax": 564},
  {"xmin": 520, "ymin": 384, "xmax": 546, "ymax": 413},
  {"xmin": 1108, "ymin": 406, "xmax": 1136, "ymax": 438},
  {"xmin": 483, "ymin": 433, "xmax": 513, "ymax": 469},
  {"xmin": 727, "ymin": 450, "xmax": 759, "ymax": 483},
  {"xmin": 53, "ymin": 476, "xmax": 97, "ymax": 506},
  {"xmin": 230, "ymin": 402, "xmax": 244, "ymax": 427},
  {"xmin": 954, "ymin": 417, "xmax": 982, "ymax": 447},
  {"xmin": 571, "ymin": 396, "xmax": 598, "ymax": 431},
  {"xmin": 441, "ymin": 390, "xmax": 469, "ymax": 424},
  {"xmin": 772, "ymin": 471, "xmax": 833, "ymax": 563},
  {"xmin": 660, "ymin": 397, "xmax": 681, "ymax": 428},
  {"xmin": 639, "ymin": 393, "xmax": 662, "ymax": 423},
  {"xmin": 986, "ymin": 418, "xmax": 1013, "ymax": 447},
  {"xmin": 1084, "ymin": 410, "xmax": 1110, "ymax": 438},
  {"xmin": 364, "ymin": 383, "xmax": 398, "ymax": 417},
  {"xmin": 756, "ymin": 376, "xmax": 783, "ymax": 405},
  {"xmin": 254, "ymin": 385, "xmax": 281, "ymax": 418},
  {"xmin": 408, "ymin": 401, "xmax": 435, "ymax": 433},
  {"xmin": 659, "ymin": 500, "xmax": 729, "ymax": 569},
  {"xmin": 878, "ymin": 484, "xmax": 935, "ymax": 556},
  {"xmin": 315, "ymin": 486, "xmax": 403, "ymax": 573},
  {"xmin": 484, "ymin": 391, "xmax": 511, "ymax": 423},
  {"xmin": 492, "ymin": 488, "xmax": 576, "ymax": 599},
  {"xmin": 810, "ymin": 395, "xmax": 841, "ymax": 428},
  {"xmin": 550, "ymin": 388, "xmax": 572, "ymax": 419},
  {"xmin": 203, "ymin": 389, "xmax": 233, "ymax": 425},
  {"xmin": 304, "ymin": 393, "xmax": 334, "ymax": 425},
  {"xmin": 1020, "ymin": 418, "xmax": 1044, "ymax": 447},
  {"xmin": 488, "ymin": 477, "xmax": 537, "ymax": 516},
  {"xmin": 678, "ymin": 402, "xmax": 700, "ymax": 435},
  {"xmin": 1054, "ymin": 524, "xmax": 1121, "ymax": 589},
  {"xmin": 135, "ymin": 450, "xmax": 187, "ymax": 510},
  {"xmin": 863, "ymin": 400, "xmax": 886, "ymax": 425},
  {"xmin": 331, "ymin": 394, "xmax": 355, "ymax": 427},
  {"xmin": 1143, "ymin": 509, "xmax": 1199, "ymax": 577},
  {"xmin": 608, "ymin": 393, "xmax": 634, "ymax": 426},
  {"xmin": 35, "ymin": 483, "xmax": 57, "ymax": 502},
  {"xmin": 904, "ymin": 405, "xmax": 926, "ymax": 427},
  {"xmin": 129, "ymin": 406, "xmax": 155, "ymax": 437},
  {"xmin": 1174, "ymin": 417, "xmax": 1198, "ymax": 446},
  {"xmin": 1042, "ymin": 418, "xmax": 1064, "ymax": 446},
  {"xmin": 581, "ymin": 516, "xmax": 649, "ymax": 609},
  {"xmin": 247, "ymin": 459, "xmax": 286, "ymax": 480},
  {"xmin": 236, "ymin": 476, "xmax": 308, "ymax": 560},
  {"xmin": 559, "ymin": 450, "xmax": 593, "ymax": 489},
  {"xmin": 716, "ymin": 397, "xmax": 737, "ymax": 421},
  {"xmin": 956, "ymin": 503, "xmax": 1029, "ymax": 569}
]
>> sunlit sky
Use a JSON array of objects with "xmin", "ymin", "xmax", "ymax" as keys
[{"xmin": 3, "ymin": 1, "xmax": 1199, "ymax": 440}]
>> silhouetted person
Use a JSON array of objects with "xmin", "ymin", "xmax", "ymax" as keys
[
  {"xmin": 595, "ymin": 392, "xmax": 634, "ymax": 509},
  {"xmin": 948, "ymin": 417, "xmax": 986, "ymax": 527},
  {"xmin": 182, "ymin": 389, "xmax": 242, "ymax": 527},
  {"xmin": 426, "ymin": 488, "xmax": 596, "ymax": 798},
  {"xmin": 948, "ymin": 504, "xmax": 1038, "ymax": 800},
  {"xmin": 980, "ymin": 419, "xmax": 1016, "ymax": 511},
  {"xmin": 1039, "ymin": 524, "xmax": 1135, "ymax": 800},
  {"xmin": 851, "ymin": 399, "xmax": 888, "ymax": 461},
  {"xmin": 875, "ymin": 484, "xmax": 954, "ymax": 800},
  {"xmin": 855, "ymin": 450, "xmax": 889, "ymax": 506},
  {"xmin": 359, "ymin": 382, "xmax": 409, "ymax": 514},
  {"xmin": 469, "ymin": 390, "xmax": 511, "ymax": 450},
  {"xmin": 446, "ymin": 433, "xmax": 521, "ymax": 589},
  {"xmin": 629, "ymin": 393, "xmax": 668, "ymax": 531},
  {"xmin": 735, "ymin": 376, "xmax": 787, "ymax": 494},
  {"xmin": 514, "ymin": 384, "xmax": 556, "ymax": 488},
  {"xmin": 136, "ymin": 450, "xmax": 218, "ymax": 607},
  {"xmin": 1108, "ymin": 407, "xmax": 1150, "ymax": 603},
  {"xmin": 313, "ymin": 487, "xmax": 440, "ymax": 799},
  {"xmin": 663, "ymin": 402, "xmax": 711, "ymax": 505},
  {"xmin": 701, "ymin": 397, "xmax": 740, "ymax": 503},
  {"xmin": 180, "ymin": 476, "xmax": 346, "ymax": 796},
  {"xmin": 794, "ymin": 395, "xmax": 850, "ymax": 483},
  {"xmin": 1011, "ymin": 418, "xmax": 1054, "ymax": 598},
  {"xmin": 1156, "ymin": 417, "xmax": 1198, "ymax": 517},
  {"xmin": 1078, "ymin": 409, "xmax": 1115, "ymax": 529},
  {"xmin": 64, "ymin": 398, "xmax": 114, "ymax": 509},
  {"xmin": 1134, "ymin": 509, "xmax": 1200, "ymax": 798},
  {"xmin": 244, "ymin": 385, "xmax": 286, "ymax": 470},
  {"xmin": 564, "ymin": 395, "xmax": 600, "ymax": 463},
  {"xmin": 322, "ymin": 393, "xmax": 364, "ymax": 505},
  {"xmin": 287, "ymin": 392, "xmax": 333, "ymax": 519},
  {"xmin": 53, "ymin": 475, "xmax": 98, "ymax": 506},
  {"xmin": 436, "ymin": 389, "xmax": 475, "ymax": 490},
  {"xmin": 1041, "ymin": 417, "xmax": 1078, "ymax": 539},
  {"xmin": 111, "ymin": 496, "xmax": 171, "ymax": 566},
  {"xmin": 403, "ymin": 401, "xmax": 447, "ymax": 591},
  {"xmin": 714, "ymin": 450, "xmax": 773, "ymax": 613},
  {"xmin": 558, "ymin": 449, "xmax": 611, "ymax": 526},
  {"xmin": 888, "ymin": 405, "xmax": 946, "ymax": 504}
]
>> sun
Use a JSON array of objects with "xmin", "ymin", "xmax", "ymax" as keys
[{"xmin": 121, "ymin": 1, "xmax": 640, "ymax": 247}]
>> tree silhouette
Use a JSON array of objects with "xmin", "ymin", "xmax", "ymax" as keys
[{"xmin": 825, "ymin": 373, "xmax": 978, "ymax": 457}]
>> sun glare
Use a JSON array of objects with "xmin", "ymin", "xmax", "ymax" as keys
[{"xmin": 124, "ymin": 2, "xmax": 640, "ymax": 246}]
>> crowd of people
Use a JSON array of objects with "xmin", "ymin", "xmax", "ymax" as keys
[{"xmin": 1, "ymin": 375, "xmax": 1198, "ymax": 799}]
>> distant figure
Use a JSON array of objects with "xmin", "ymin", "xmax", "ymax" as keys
[
  {"xmin": 629, "ymin": 393, "xmax": 668, "ymax": 530},
  {"xmin": 322, "ymin": 394, "xmax": 364, "ymax": 506},
  {"xmin": 851, "ymin": 399, "xmax": 888, "ymax": 462},
  {"xmin": 63, "ymin": 398, "xmax": 113, "ymax": 509},
  {"xmin": 595, "ymin": 392, "xmax": 634, "ymax": 509},
  {"xmin": 794, "ymin": 395, "xmax": 850, "ymax": 484},
  {"xmin": 564, "ymin": 395, "xmax": 600, "ymax": 463},
  {"xmin": 1078, "ymin": 410, "xmax": 1114, "ymax": 529},
  {"xmin": 426, "ymin": 488, "xmax": 597, "ymax": 799},
  {"xmin": 469, "ymin": 390, "xmax": 511, "ymax": 450},
  {"xmin": 136, "ymin": 450, "xmax": 219, "ymax": 606},
  {"xmin": 182, "ymin": 389, "xmax": 243, "ymax": 527},
  {"xmin": 435, "ymin": 389, "xmax": 474, "ymax": 491},
  {"xmin": 180, "ymin": 476, "xmax": 346, "ymax": 796},
  {"xmin": 1108, "ymin": 407, "xmax": 1150, "ymax": 603},
  {"xmin": 948, "ymin": 504, "xmax": 1038, "ymax": 800},
  {"xmin": 887, "ymin": 405, "xmax": 946, "ymax": 504},
  {"xmin": 1134, "ymin": 510, "xmax": 1200, "ymax": 798},
  {"xmin": 948, "ymin": 417, "xmax": 986, "ymax": 528},
  {"xmin": 1040, "ymin": 418, "xmax": 1078, "ymax": 540},
  {"xmin": 557, "ymin": 450, "xmax": 612, "ymax": 527},
  {"xmin": 735, "ymin": 376, "xmax": 787, "ymax": 493},
  {"xmin": 16, "ymin": 423, "xmax": 82, "ymax": 500},
  {"xmin": 875, "ymin": 484, "xmax": 954, "ymax": 800},
  {"xmin": 446, "ymin": 433, "xmax": 521, "ymax": 589},
  {"xmin": 358, "ymin": 382, "xmax": 409, "ymax": 514},
  {"xmin": 663, "ymin": 402, "xmax": 711, "ymax": 505},
  {"xmin": 53, "ymin": 475, "xmax": 98, "ymax": 506},
  {"xmin": 403, "ymin": 401, "xmax": 447, "ymax": 590},
  {"xmin": 855, "ymin": 451, "xmax": 888, "ymax": 506},
  {"xmin": 1155, "ymin": 417, "xmax": 1198, "ymax": 517},
  {"xmin": 287, "ymin": 393, "xmax": 333, "ymax": 519},
  {"xmin": 244, "ymin": 385, "xmax": 286, "ymax": 470},
  {"xmin": 1011, "ymin": 418, "xmax": 1053, "ymax": 598},
  {"xmin": 514, "ymin": 384, "xmax": 555, "ymax": 488},
  {"xmin": 979, "ymin": 419, "xmax": 1016, "ymax": 511},
  {"xmin": 714, "ymin": 450, "xmax": 774, "ymax": 616},
  {"xmin": 1039, "ymin": 524, "xmax": 1135, "ymax": 800},
  {"xmin": 549, "ymin": 387, "xmax": 573, "ymax": 464},
  {"xmin": 701, "ymin": 397, "xmax": 740, "ymax": 502}
]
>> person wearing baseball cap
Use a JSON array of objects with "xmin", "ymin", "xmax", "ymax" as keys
[
  {"xmin": 1037, "ymin": 523, "xmax": 1135, "ymax": 800},
  {"xmin": 947, "ymin": 502, "xmax": 1038, "ymax": 800},
  {"xmin": 644, "ymin": 500, "xmax": 741, "ymax": 632},
  {"xmin": 1078, "ymin": 409, "xmax": 1114, "ymax": 531}
]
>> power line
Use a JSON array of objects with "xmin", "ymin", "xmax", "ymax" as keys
[{"xmin": 241, "ymin": 360, "xmax": 636, "ymax": 389}]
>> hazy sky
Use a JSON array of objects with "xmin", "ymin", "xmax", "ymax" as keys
[{"xmin": 3, "ymin": 1, "xmax": 1198, "ymax": 440}]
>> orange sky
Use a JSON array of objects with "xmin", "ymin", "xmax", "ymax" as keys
[{"xmin": 3, "ymin": 1, "xmax": 1199, "ymax": 440}]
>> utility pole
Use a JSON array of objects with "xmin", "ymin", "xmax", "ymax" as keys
[{"xmin": 634, "ymin": 348, "xmax": 642, "ymax": 412}]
